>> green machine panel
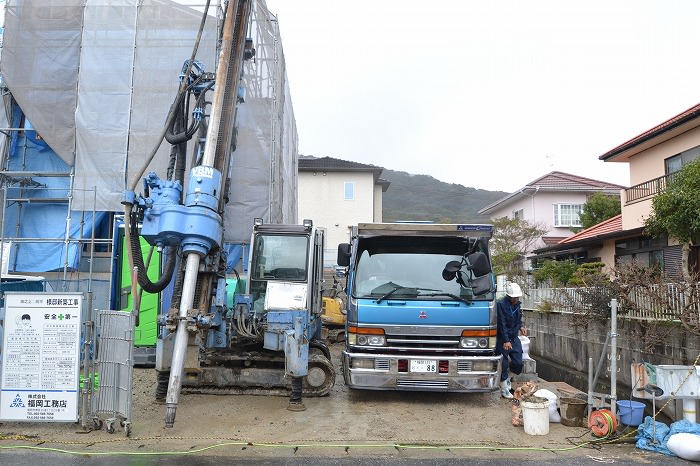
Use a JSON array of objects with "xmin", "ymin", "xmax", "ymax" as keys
[
  {"xmin": 226, "ymin": 277, "xmax": 246, "ymax": 309},
  {"xmin": 117, "ymin": 231, "xmax": 160, "ymax": 347}
]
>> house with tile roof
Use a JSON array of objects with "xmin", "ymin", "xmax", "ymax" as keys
[
  {"xmin": 531, "ymin": 214, "xmax": 642, "ymax": 274},
  {"xmin": 298, "ymin": 155, "xmax": 390, "ymax": 267},
  {"xmin": 478, "ymin": 171, "xmax": 623, "ymax": 269},
  {"xmin": 531, "ymin": 103, "xmax": 700, "ymax": 277}
]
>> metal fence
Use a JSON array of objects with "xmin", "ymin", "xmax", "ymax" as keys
[
  {"xmin": 522, "ymin": 283, "xmax": 700, "ymax": 321},
  {"xmin": 91, "ymin": 310, "xmax": 134, "ymax": 435}
]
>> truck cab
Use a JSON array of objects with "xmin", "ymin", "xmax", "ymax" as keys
[{"xmin": 337, "ymin": 223, "xmax": 501, "ymax": 392}]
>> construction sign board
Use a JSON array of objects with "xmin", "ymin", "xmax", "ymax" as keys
[{"xmin": 1, "ymin": 292, "xmax": 82, "ymax": 422}]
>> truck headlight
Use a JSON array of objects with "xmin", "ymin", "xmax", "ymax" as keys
[
  {"xmin": 460, "ymin": 337, "xmax": 488, "ymax": 349},
  {"xmin": 357, "ymin": 335, "xmax": 385, "ymax": 346},
  {"xmin": 351, "ymin": 358, "xmax": 375, "ymax": 369},
  {"xmin": 348, "ymin": 326, "xmax": 386, "ymax": 346},
  {"xmin": 472, "ymin": 360, "xmax": 495, "ymax": 371}
]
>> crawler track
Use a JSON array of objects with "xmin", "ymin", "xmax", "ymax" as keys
[{"xmin": 178, "ymin": 354, "xmax": 336, "ymax": 397}]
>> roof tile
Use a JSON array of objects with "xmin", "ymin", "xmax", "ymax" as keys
[
  {"xmin": 599, "ymin": 103, "xmax": 700, "ymax": 160},
  {"xmin": 298, "ymin": 155, "xmax": 383, "ymax": 172},
  {"xmin": 525, "ymin": 171, "xmax": 624, "ymax": 190},
  {"xmin": 542, "ymin": 236, "xmax": 568, "ymax": 246},
  {"xmin": 559, "ymin": 214, "xmax": 622, "ymax": 244}
]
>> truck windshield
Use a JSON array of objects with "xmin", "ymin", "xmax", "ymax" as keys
[
  {"xmin": 353, "ymin": 236, "xmax": 493, "ymax": 302},
  {"xmin": 251, "ymin": 234, "xmax": 309, "ymax": 281}
]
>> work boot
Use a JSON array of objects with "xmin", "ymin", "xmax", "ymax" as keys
[{"xmin": 500, "ymin": 380, "xmax": 513, "ymax": 399}]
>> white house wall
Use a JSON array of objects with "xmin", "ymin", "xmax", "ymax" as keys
[
  {"xmin": 373, "ymin": 185, "xmax": 383, "ymax": 222},
  {"xmin": 298, "ymin": 171, "xmax": 376, "ymax": 265},
  {"xmin": 487, "ymin": 191, "xmax": 589, "ymax": 250},
  {"xmin": 590, "ymin": 243, "xmax": 615, "ymax": 274},
  {"xmin": 621, "ymin": 196, "xmax": 653, "ymax": 231}
]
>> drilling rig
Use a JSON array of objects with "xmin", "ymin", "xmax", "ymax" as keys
[{"xmin": 122, "ymin": 0, "xmax": 335, "ymax": 428}]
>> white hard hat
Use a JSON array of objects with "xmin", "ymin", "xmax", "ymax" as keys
[{"xmin": 505, "ymin": 282, "xmax": 522, "ymax": 298}]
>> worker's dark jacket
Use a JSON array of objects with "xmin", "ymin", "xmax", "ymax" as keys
[
  {"xmin": 496, "ymin": 295, "xmax": 524, "ymax": 379},
  {"xmin": 496, "ymin": 296, "xmax": 522, "ymax": 346}
]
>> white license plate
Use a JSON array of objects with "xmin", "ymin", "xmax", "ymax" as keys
[{"xmin": 410, "ymin": 359, "xmax": 437, "ymax": 373}]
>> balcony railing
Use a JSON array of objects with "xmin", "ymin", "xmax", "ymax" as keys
[{"xmin": 625, "ymin": 172, "xmax": 677, "ymax": 204}]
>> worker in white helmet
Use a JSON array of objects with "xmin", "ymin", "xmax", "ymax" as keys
[{"xmin": 497, "ymin": 282, "xmax": 527, "ymax": 399}]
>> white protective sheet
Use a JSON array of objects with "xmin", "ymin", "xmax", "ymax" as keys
[{"xmin": 2, "ymin": 0, "xmax": 296, "ymax": 242}]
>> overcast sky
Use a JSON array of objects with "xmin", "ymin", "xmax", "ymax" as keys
[{"xmin": 264, "ymin": 0, "xmax": 700, "ymax": 192}]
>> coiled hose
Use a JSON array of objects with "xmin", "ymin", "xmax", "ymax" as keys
[{"xmin": 589, "ymin": 408, "xmax": 617, "ymax": 438}]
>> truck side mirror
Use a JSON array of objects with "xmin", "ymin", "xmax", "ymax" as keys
[
  {"xmin": 337, "ymin": 243, "xmax": 351, "ymax": 267},
  {"xmin": 466, "ymin": 251, "xmax": 490, "ymax": 277},
  {"xmin": 442, "ymin": 260, "xmax": 462, "ymax": 281},
  {"xmin": 470, "ymin": 274, "xmax": 494, "ymax": 296}
]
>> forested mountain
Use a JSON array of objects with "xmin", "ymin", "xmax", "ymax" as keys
[{"xmin": 381, "ymin": 169, "xmax": 508, "ymax": 223}]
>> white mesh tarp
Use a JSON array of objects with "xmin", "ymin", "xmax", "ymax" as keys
[{"xmin": 1, "ymin": 0, "xmax": 296, "ymax": 242}]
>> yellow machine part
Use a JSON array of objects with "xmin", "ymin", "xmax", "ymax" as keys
[{"xmin": 321, "ymin": 297, "xmax": 346, "ymax": 326}]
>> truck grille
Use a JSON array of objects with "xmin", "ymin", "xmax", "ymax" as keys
[
  {"xmin": 457, "ymin": 360, "xmax": 473, "ymax": 372},
  {"xmin": 386, "ymin": 334, "xmax": 461, "ymax": 351},
  {"xmin": 374, "ymin": 359, "xmax": 390, "ymax": 371},
  {"xmin": 396, "ymin": 378, "xmax": 449, "ymax": 389}
]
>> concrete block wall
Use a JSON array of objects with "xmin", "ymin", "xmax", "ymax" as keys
[{"xmin": 522, "ymin": 309, "xmax": 700, "ymax": 422}]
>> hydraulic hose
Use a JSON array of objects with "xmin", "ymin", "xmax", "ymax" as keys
[
  {"xmin": 164, "ymin": 81, "xmax": 213, "ymax": 145},
  {"xmin": 128, "ymin": 214, "xmax": 177, "ymax": 294}
]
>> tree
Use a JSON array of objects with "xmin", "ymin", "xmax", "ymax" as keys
[
  {"xmin": 578, "ymin": 192, "xmax": 621, "ymax": 230},
  {"xmin": 490, "ymin": 217, "xmax": 547, "ymax": 280},
  {"xmin": 532, "ymin": 259, "xmax": 578, "ymax": 287},
  {"xmin": 569, "ymin": 262, "xmax": 606, "ymax": 286},
  {"xmin": 644, "ymin": 158, "xmax": 700, "ymax": 276}
]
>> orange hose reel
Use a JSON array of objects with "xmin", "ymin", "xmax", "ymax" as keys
[{"xmin": 589, "ymin": 408, "xmax": 617, "ymax": 437}]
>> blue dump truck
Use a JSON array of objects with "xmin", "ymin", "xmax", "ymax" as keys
[{"xmin": 336, "ymin": 223, "xmax": 501, "ymax": 392}]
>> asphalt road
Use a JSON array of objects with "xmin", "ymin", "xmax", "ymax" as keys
[{"xmin": 0, "ymin": 449, "xmax": 695, "ymax": 465}]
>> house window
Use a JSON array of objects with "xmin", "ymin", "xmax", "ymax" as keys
[
  {"xmin": 665, "ymin": 145, "xmax": 700, "ymax": 175},
  {"xmin": 512, "ymin": 209, "xmax": 524, "ymax": 220},
  {"xmin": 344, "ymin": 182, "xmax": 354, "ymax": 201},
  {"xmin": 553, "ymin": 203, "xmax": 583, "ymax": 227}
]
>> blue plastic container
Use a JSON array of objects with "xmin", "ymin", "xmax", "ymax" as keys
[{"xmin": 617, "ymin": 400, "xmax": 645, "ymax": 426}]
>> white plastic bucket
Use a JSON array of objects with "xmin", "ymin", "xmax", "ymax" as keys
[{"xmin": 521, "ymin": 396, "xmax": 550, "ymax": 435}]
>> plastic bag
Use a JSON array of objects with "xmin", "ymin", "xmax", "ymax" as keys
[
  {"xmin": 534, "ymin": 388, "xmax": 561, "ymax": 423},
  {"xmin": 667, "ymin": 432, "xmax": 700, "ymax": 461}
]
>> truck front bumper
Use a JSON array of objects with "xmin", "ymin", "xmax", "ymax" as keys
[{"xmin": 342, "ymin": 351, "xmax": 502, "ymax": 392}]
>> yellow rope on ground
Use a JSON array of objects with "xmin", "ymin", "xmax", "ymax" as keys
[{"xmin": 0, "ymin": 434, "xmax": 622, "ymax": 457}]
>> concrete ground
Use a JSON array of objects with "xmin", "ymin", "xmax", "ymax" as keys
[{"xmin": 0, "ymin": 342, "xmax": 675, "ymax": 462}]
